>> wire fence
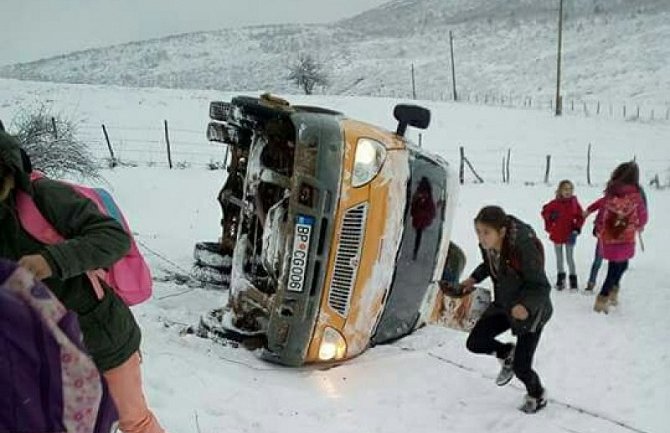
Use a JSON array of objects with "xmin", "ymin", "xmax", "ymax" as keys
[
  {"xmin": 456, "ymin": 144, "xmax": 670, "ymax": 188},
  {"xmin": 72, "ymin": 119, "xmax": 669, "ymax": 189},
  {"xmin": 401, "ymin": 63, "xmax": 670, "ymax": 124},
  {"xmin": 76, "ymin": 121, "xmax": 227, "ymax": 169}
]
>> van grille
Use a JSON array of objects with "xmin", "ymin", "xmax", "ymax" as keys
[{"xmin": 328, "ymin": 203, "xmax": 368, "ymax": 316}]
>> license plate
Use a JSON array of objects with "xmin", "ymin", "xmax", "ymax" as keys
[{"xmin": 288, "ymin": 215, "xmax": 315, "ymax": 292}]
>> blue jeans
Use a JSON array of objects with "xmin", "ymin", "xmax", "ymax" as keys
[
  {"xmin": 600, "ymin": 261, "xmax": 629, "ymax": 297},
  {"xmin": 588, "ymin": 244, "xmax": 603, "ymax": 285}
]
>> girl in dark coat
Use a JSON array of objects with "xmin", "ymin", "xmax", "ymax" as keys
[{"xmin": 457, "ymin": 206, "xmax": 553, "ymax": 413}]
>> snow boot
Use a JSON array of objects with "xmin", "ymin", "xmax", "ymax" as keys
[
  {"xmin": 519, "ymin": 390, "xmax": 547, "ymax": 414},
  {"xmin": 609, "ymin": 285, "xmax": 620, "ymax": 306},
  {"xmin": 584, "ymin": 281, "xmax": 595, "ymax": 293},
  {"xmin": 594, "ymin": 295, "xmax": 609, "ymax": 314},
  {"xmin": 569, "ymin": 274, "xmax": 578, "ymax": 291},
  {"xmin": 496, "ymin": 344, "xmax": 515, "ymax": 387},
  {"xmin": 555, "ymin": 272, "xmax": 566, "ymax": 291}
]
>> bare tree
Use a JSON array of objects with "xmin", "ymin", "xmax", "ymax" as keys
[
  {"xmin": 11, "ymin": 104, "xmax": 100, "ymax": 180},
  {"xmin": 287, "ymin": 54, "xmax": 329, "ymax": 95}
]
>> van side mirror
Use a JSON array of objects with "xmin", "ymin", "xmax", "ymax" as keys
[{"xmin": 394, "ymin": 104, "xmax": 431, "ymax": 137}]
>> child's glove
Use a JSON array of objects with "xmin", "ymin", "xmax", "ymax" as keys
[
  {"xmin": 18, "ymin": 254, "xmax": 53, "ymax": 281},
  {"xmin": 439, "ymin": 281, "xmax": 475, "ymax": 298}
]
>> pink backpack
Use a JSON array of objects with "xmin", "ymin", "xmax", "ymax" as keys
[
  {"xmin": 599, "ymin": 193, "xmax": 640, "ymax": 245},
  {"xmin": 15, "ymin": 172, "xmax": 152, "ymax": 305}
]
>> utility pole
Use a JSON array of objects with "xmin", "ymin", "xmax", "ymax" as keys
[
  {"xmin": 411, "ymin": 63, "xmax": 417, "ymax": 100},
  {"xmin": 555, "ymin": 0, "xmax": 564, "ymax": 116},
  {"xmin": 449, "ymin": 31, "xmax": 458, "ymax": 101}
]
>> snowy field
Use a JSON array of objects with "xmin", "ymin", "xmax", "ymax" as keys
[
  {"xmin": 1, "ymin": 79, "xmax": 668, "ymax": 183},
  {"xmin": 1, "ymin": 79, "xmax": 669, "ymax": 433}
]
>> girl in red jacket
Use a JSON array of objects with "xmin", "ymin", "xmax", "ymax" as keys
[
  {"xmin": 411, "ymin": 177, "xmax": 437, "ymax": 260},
  {"xmin": 541, "ymin": 180, "xmax": 585, "ymax": 290}
]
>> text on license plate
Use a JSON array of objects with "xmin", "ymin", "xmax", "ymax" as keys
[{"xmin": 288, "ymin": 215, "xmax": 314, "ymax": 292}]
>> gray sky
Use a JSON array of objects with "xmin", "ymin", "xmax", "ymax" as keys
[{"xmin": 0, "ymin": 0, "xmax": 389, "ymax": 66}]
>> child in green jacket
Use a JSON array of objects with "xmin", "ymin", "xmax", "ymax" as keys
[{"xmin": 0, "ymin": 129, "xmax": 166, "ymax": 433}]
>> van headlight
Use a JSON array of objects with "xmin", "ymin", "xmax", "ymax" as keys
[
  {"xmin": 318, "ymin": 327, "xmax": 347, "ymax": 361},
  {"xmin": 352, "ymin": 138, "xmax": 387, "ymax": 187}
]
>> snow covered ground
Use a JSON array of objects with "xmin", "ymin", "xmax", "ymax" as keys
[
  {"xmin": 1, "ymin": 79, "xmax": 669, "ymax": 432},
  {"xmin": 111, "ymin": 170, "xmax": 670, "ymax": 433}
]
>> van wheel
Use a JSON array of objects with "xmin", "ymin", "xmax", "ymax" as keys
[{"xmin": 192, "ymin": 241, "xmax": 233, "ymax": 289}]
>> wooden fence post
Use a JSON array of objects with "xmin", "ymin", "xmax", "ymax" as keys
[
  {"xmin": 101, "ymin": 124, "xmax": 117, "ymax": 167},
  {"xmin": 544, "ymin": 155, "xmax": 551, "ymax": 184},
  {"xmin": 464, "ymin": 157, "xmax": 484, "ymax": 183},
  {"xmin": 501, "ymin": 155, "xmax": 507, "ymax": 183},
  {"xmin": 459, "ymin": 146, "xmax": 465, "ymax": 185},
  {"xmin": 51, "ymin": 117, "xmax": 58, "ymax": 139},
  {"xmin": 650, "ymin": 174, "xmax": 660, "ymax": 189},
  {"xmin": 505, "ymin": 148, "xmax": 511, "ymax": 183},
  {"xmin": 164, "ymin": 120, "xmax": 173, "ymax": 169},
  {"xmin": 587, "ymin": 143, "xmax": 592, "ymax": 186}
]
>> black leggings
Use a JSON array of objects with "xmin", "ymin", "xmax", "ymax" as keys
[
  {"xmin": 466, "ymin": 309, "xmax": 544, "ymax": 398},
  {"xmin": 600, "ymin": 260, "xmax": 629, "ymax": 297}
]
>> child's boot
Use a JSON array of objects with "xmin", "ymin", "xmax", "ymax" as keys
[
  {"xmin": 496, "ymin": 344, "xmax": 516, "ymax": 387},
  {"xmin": 609, "ymin": 285, "xmax": 620, "ymax": 306},
  {"xmin": 569, "ymin": 274, "xmax": 578, "ymax": 291},
  {"xmin": 555, "ymin": 272, "xmax": 566, "ymax": 291},
  {"xmin": 519, "ymin": 389, "xmax": 548, "ymax": 414},
  {"xmin": 594, "ymin": 295, "xmax": 609, "ymax": 314}
]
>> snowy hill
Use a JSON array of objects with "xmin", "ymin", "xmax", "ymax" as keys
[
  {"xmin": 1, "ymin": 78, "xmax": 669, "ymax": 432},
  {"xmin": 340, "ymin": 0, "xmax": 668, "ymax": 35},
  {"xmin": 1, "ymin": 0, "xmax": 669, "ymax": 109}
]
